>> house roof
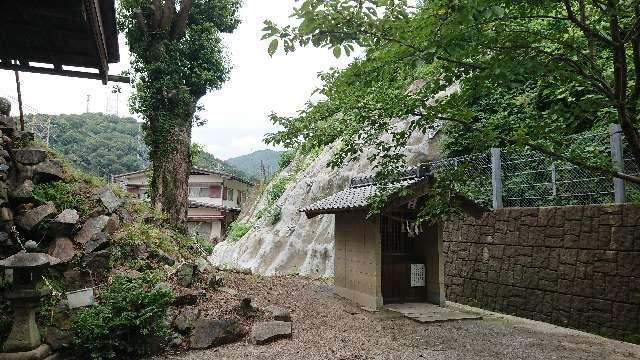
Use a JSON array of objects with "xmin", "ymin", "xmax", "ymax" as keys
[
  {"xmin": 301, "ymin": 164, "xmax": 432, "ymax": 218},
  {"xmin": 113, "ymin": 166, "xmax": 254, "ymax": 187},
  {"xmin": 188, "ymin": 199, "xmax": 240, "ymax": 212},
  {"xmin": 0, "ymin": 0, "xmax": 126, "ymax": 84}
]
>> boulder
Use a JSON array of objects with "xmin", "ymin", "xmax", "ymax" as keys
[
  {"xmin": 189, "ymin": 319, "xmax": 243, "ymax": 349},
  {"xmin": 174, "ymin": 262, "xmax": 196, "ymax": 288},
  {"xmin": 0, "ymin": 98, "xmax": 11, "ymax": 116},
  {"xmin": 50, "ymin": 209, "xmax": 79, "ymax": 235},
  {"xmin": 251, "ymin": 321, "xmax": 292, "ymax": 345},
  {"xmin": 82, "ymin": 232, "xmax": 109, "ymax": 254},
  {"xmin": 82, "ymin": 250, "xmax": 110, "ymax": 278},
  {"xmin": 14, "ymin": 131, "xmax": 35, "ymax": 144},
  {"xmin": 0, "ymin": 118, "xmax": 16, "ymax": 132},
  {"xmin": 33, "ymin": 159, "xmax": 66, "ymax": 181},
  {"xmin": 8, "ymin": 179, "xmax": 34, "ymax": 203},
  {"xmin": 16, "ymin": 201, "xmax": 56, "ymax": 230},
  {"xmin": 196, "ymin": 257, "xmax": 213, "ymax": 273},
  {"xmin": 96, "ymin": 188, "xmax": 122, "ymax": 213},
  {"xmin": 0, "ymin": 207, "xmax": 13, "ymax": 221},
  {"xmin": 45, "ymin": 327, "xmax": 67, "ymax": 351},
  {"xmin": 14, "ymin": 148, "xmax": 47, "ymax": 165},
  {"xmin": 265, "ymin": 305, "xmax": 291, "ymax": 322},
  {"xmin": 105, "ymin": 214, "xmax": 120, "ymax": 234},
  {"xmin": 150, "ymin": 249, "xmax": 176, "ymax": 266},
  {"xmin": 48, "ymin": 237, "xmax": 76, "ymax": 263},
  {"xmin": 74, "ymin": 215, "xmax": 109, "ymax": 244},
  {"xmin": 172, "ymin": 306, "xmax": 201, "ymax": 332}
]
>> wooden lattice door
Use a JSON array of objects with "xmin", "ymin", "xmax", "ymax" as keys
[{"xmin": 380, "ymin": 215, "xmax": 426, "ymax": 304}]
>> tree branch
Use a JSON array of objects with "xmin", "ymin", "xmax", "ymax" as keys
[
  {"xmin": 170, "ymin": 0, "xmax": 192, "ymax": 40},
  {"xmin": 562, "ymin": 0, "xmax": 613, "ymax": 45},
  {"xmin": 160, "ymin": 0, "xmax": 176, "ymax": 32}
]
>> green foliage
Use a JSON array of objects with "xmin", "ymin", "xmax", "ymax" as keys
[
  {"xmin": 267, "ymin": 205, "xmax": 282, "ymax": 225},
  {"xmin": 46, "ymin": 113, "xmax": 147, "ymax": 178},
  {"xmin": 112, "ymin": 203, "xmax": 213, "ymax": 267},
  {"xmin": 226, "ymin": 149, "xmax": 282, "ymax": 179},
  {"xmin": 278, "ymin": 150, "xmax": 295, "ymax": 170},
  {"xmin": 71, "ymin": 273, "xmax": 173, "ymax": 359},
  {"xmin": 226, "ymin": 221, "xmax": 252, "ymax": 241},
  {"xmin": 118, "ymin": 0, "xmax": 241, "ymax": 219},
  {"xmin": 194, "ymin": 148, "xmax": 253, "ymax": 181},
  {"xmin": 265, "ymin": 176, "xmax": 289, "ymax": 204},
  {"xmin": 262, "ymin": 0, "xmax": 640, "ymax": 217},
  {"xmin": 37, "ymin": 275, "xmax": 66, "ymax": 329},
  {"xmin": 32, "ymin": 181, "xmax": 90, "ymax": 216}
]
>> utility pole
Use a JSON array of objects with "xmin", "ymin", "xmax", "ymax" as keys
[{"xmin": 86, "ymin": 94, "xmax": 91, "ymax": 113}]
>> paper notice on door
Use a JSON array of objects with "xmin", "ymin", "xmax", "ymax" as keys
[{"xmin": 410, "ymin": 263, "xmax": 425, "ymax": 287}]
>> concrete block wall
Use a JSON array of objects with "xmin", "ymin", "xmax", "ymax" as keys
[{"xmin": 443, "ymin": 204, "xmax": 640, "ymax": 338}]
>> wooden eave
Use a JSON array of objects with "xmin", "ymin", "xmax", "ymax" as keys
[{"xmin": 0, "ymin": 0, "xmax": 127, "ymax": 84}]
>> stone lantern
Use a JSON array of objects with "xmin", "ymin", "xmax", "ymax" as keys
[{"xmin": 0, "ymin": 251, "xmax": 59, "ymax": 359}]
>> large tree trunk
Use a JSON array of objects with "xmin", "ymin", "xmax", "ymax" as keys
[{"xmin": 149, "ymin": 117, "xmax": 192, "ymax": 226}]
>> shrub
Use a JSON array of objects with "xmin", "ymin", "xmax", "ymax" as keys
[
  {"xmin": 265, "ymin": 176, "xmax": 289, "ymax": 204},
  {"xmin": 71, "ymin": 272, "xmax": 173, "ymax": 360},
  {"xmin": 278, "ymin": 150, "xmax": 295, "ymax": 170},
  {"xmin": 226, "ymin": 221, "xmax": 252, "ymax": 241},
  {"xmin": 32, "ymin": 181, "xmax": 90, "ymax": 216},
  {"xmin": 267, "ymin": 205, "xmax": 282, "ymax": 225}
]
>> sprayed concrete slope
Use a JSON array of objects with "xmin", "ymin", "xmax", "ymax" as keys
[{"xmin": 209, "ymin": 127, "xmax": 441, "ymax": 276}]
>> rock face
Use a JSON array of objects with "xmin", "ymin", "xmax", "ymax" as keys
[
  {"xmin": 265, "ymin": 305, "xmax": 291, "ymax": 322},
  {"xmin": 96, "ymin": 188, "xmax": 122, "ymax": 213},
  {"xmin": 48, "ymin": 237, "xmax": 75, "ymax": 263},
  {"xmin": 16, "ymin": 201, "xmax": 57, "ymax": 230},
  {"xmin": 251, "ymin": 321, "xmax": 292, "ymax": 345},
  {"xmin": 13, "ymin": 148, "xmax": 47, "ymax": 165},
  {"xmin": 189, "ymin": 319, "xmax": 243, "ymax": 349},
  {"xmin": 74, "ymin": 215, "xmax": 109, "ymax": 244},
  {"xmin": 210, "ymin": 126, "xmax": 441, "ymax": 276}
]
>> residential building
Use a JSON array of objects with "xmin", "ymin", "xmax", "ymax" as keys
[{"xmin": 113, "ymin": 167, "xmax": 253, "ymax": 243}]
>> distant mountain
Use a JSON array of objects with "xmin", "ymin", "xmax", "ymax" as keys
[
  {"xmin": 33, "ymin": 113, "xmax": 251, "ymax": 180},
  {"xmin": 194, "ymin": 151, "xmax": 252, "ymax": 181},
  {"xmin": 226, "ymin": 149, "xmax": 282, "ymax": 179}
]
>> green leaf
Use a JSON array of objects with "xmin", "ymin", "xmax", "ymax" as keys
[
  {"xmin": 333, "ymin": 46, "xmax": 342, "ymax": 58},
  {"xmin": 268, "ymin": 39, "xmax": 279, "ymax": 57},
  {"xmin": 492, "ymin": 6, "xmax": 505, "ymax": 17}
]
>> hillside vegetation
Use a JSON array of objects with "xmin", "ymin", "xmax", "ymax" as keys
[
  {"xmin": 226, "ymin": 149, "xmax": 282, "ymax": 179},
  {"xmin": 34, "ymin": 113, "xmax": 249, "ymax": 179}
]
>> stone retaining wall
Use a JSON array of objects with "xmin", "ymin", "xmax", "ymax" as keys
[{"xmin": 443, "ymin": 204, "xmax": 640, "ymax": 338}]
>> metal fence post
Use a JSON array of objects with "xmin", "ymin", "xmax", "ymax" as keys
[
  {"xmin": 609, "ymin": 123, "xmax": 625, "ymax": 203},
  {"xmin": 491, "ymin": 148, "xmax": 503, "ymax": 209},
  {"xmin": 550, "ymin": 163, "xmax": 557, "ymax": 198}
]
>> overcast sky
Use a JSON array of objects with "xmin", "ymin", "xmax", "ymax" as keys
[{"xmin": 0, "ymin": 0, "xmax": 353, "ymax": 160}]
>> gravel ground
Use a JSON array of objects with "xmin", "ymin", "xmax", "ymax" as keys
[{"xmin": 159, "ymin": 274, "xmax": 640, "ymax": 360}]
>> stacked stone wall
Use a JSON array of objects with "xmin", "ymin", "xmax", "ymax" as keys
[{"xmin": 443, "ymin": 204, "xmax": 640, "ymax": 338}]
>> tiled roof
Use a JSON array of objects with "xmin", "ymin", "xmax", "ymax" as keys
[
  {"xmin": 300, "ymin": 164, "xmax": 432, "ymax": 217},
  {"xmin": 188, "ymin": 199, "xmax": 240, "ymax": 212}
]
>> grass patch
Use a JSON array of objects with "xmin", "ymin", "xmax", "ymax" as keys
[
  {"xmin": 32, "ymin": 181, "xmax": 90, "ymax": 216},
  {"xmin": 227, "ymin": 221, "xmax": 252, "ymax": 241}
]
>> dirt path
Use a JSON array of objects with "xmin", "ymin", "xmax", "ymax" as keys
[{"xmin": 159, "ymin": 274, "xmax": 640, "ymax": 360}]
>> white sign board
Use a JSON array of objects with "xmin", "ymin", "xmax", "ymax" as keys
[{"xmin": 410, "ymin": 264, "xmax": 425, "ymax": 287}]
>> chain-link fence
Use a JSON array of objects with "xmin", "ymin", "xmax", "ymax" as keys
[
  {"xmin": 431, "ymin": 152, "xmax": 493, "ymax": 208},
  {"xmin": 431, "ymin": 125, "xmax": 639, "ymax": 209}
]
